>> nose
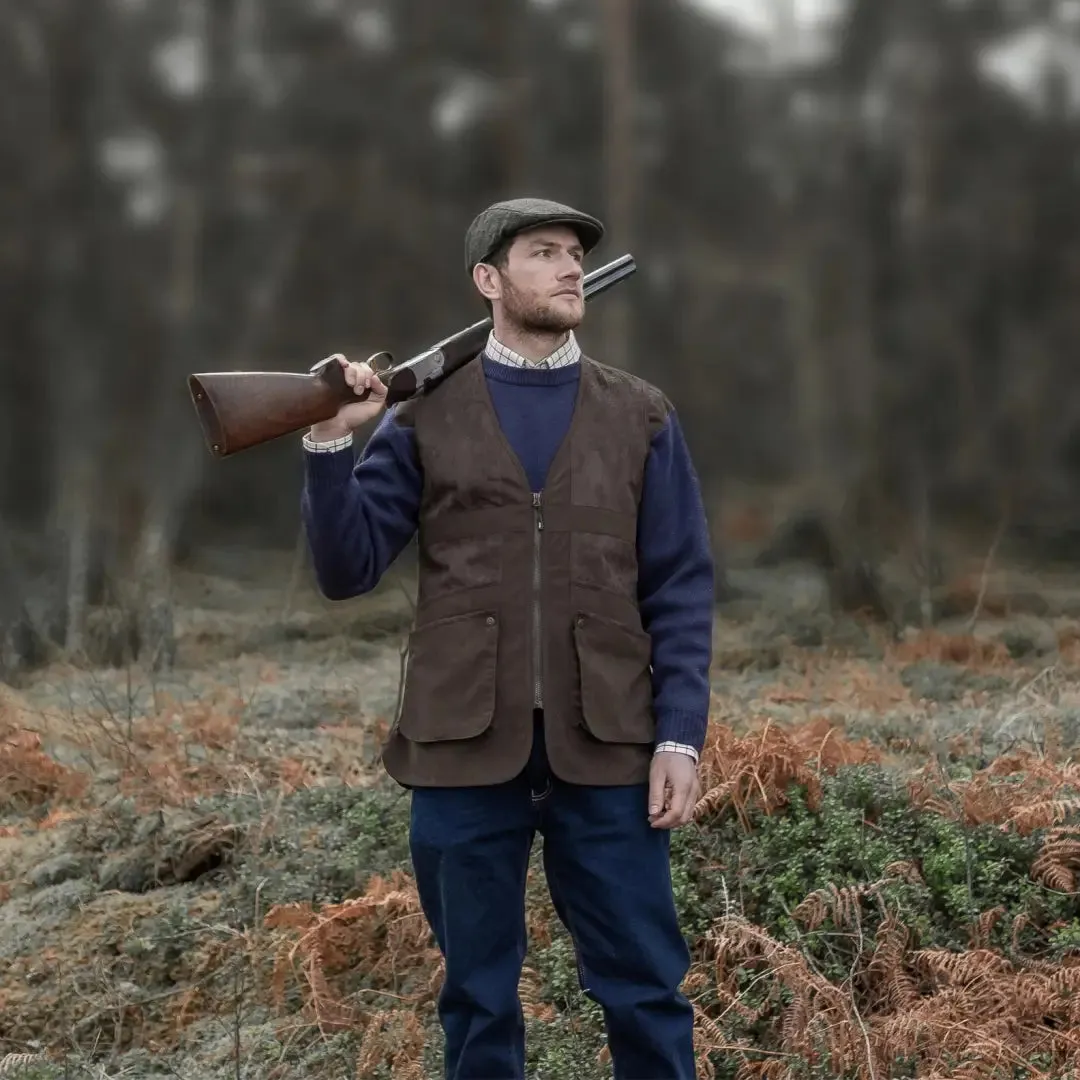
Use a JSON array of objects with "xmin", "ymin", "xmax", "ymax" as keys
[{"xmin": 558, "ymin": 255, "xmax": 583, "ymax": 282}]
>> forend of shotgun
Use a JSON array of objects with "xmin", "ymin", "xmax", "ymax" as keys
[{"xmin": 187, "ymin": 252, "xmax": 637, "ymax": 458}]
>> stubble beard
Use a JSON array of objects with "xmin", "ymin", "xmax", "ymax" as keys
[{"xmin": 501, "ymin": 278, "xmax": 582, "ymax": 335}]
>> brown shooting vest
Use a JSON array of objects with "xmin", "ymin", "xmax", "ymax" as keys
[{"xmin": 380, "ymin": 354, "xmax": 672, "ymax": 788}]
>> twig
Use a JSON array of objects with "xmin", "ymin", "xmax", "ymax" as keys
[
  {"xmin": 967, "ymin": 512, "xmax": 1008, "ymax": 634},
  {"xmin": 233, "ymin": 959, "xmax": 243, "ymax": 1080},
  {"xmin": 280, "ymin": 526, "xmax": 307, "ymax": 624}
]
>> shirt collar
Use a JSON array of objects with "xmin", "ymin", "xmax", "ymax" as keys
[{"xmin": 485, "ymin": 330, "xmax": 581, "ymax": 370}]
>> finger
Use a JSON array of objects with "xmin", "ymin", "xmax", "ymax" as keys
[
  {"xmin": 679, "ymin": 783, "xmax": 701, "ymax": 826},
  {"xmin": 668, "ymin": 781, "xmax": 691, "ymax": 823},
  {"xmin": 647, "ymin": 765, "xmax": 668, "ymax": 819},
  {"xmin": 652, "ymin": 779, "xmax": 691, "ymax": 830},
  {"xmin": 352, "ymin": 370, "xmax": 381, "ymax": 397},
  {"xmin": 353, "ymin": 373, "xmax": 388, "ymax": 403}
]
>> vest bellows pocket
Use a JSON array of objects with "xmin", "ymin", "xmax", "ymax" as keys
[
  {"xmin": 572, "ymin": 612, "xmax": 655, "ymax": 744},
  {"xmin": 396, "ymin": 610, "xmax": 499, "ymax": 742}
]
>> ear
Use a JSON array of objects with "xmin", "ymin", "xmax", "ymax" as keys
[{"xmin": 472, "ymin": 262, "xmax": 502, "ymax": 304}]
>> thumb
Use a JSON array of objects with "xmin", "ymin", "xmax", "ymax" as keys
[{"xmin": 648, "ymin": 764, "xmax": 667, "ymax": 817}]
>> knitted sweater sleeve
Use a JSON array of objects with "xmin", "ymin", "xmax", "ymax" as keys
[
  {"xmin": 636, "ymin": 407, "xmax": 715, "ymax": 756},
  {"xmin": 300, "ymin": 409, "xmax": 422, "ymax": 600}
]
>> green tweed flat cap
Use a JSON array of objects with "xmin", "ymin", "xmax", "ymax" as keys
[{"xmin": 465, "ymin": 197, "xmax": 605, "ymax": 273}]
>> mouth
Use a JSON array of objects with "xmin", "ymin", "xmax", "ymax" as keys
[{"xmin": 553, "ymin": 290, "xmax": 581, "ymax": 299}]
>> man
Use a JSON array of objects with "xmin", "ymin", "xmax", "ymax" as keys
[{"xmin": 300, "ymin": 197, "xmax": 714, "ymax": 1079}]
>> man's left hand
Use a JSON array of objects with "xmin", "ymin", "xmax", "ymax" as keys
[{"xmin": 647, "ymin": 752, "xmax": 701, "ymax": 830}]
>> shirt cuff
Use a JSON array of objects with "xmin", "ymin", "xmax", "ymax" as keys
[
  {"xmin": 654, "ymin": 741, "xmax": 699, "ymax": 763},
  {"xmin": 655, "ymin": 709, "xmax": 708, "ymax": 757},
  {"xmin": 302, "ymin": 431, "xmax": 354, "ymax": 453}
]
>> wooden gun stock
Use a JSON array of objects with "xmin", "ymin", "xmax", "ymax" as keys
[
  {"xmin": 188, "ymin": 253, "xmax": 637, "ymax": 458},
  {"xmin": 188, "ymin": 355, "xmax": 362, "ymax": 457}
]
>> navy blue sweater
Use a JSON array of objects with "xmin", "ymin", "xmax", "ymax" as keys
[{"xmin": 301, "ymin": 355, "xmax": 715, "ymax": 754}]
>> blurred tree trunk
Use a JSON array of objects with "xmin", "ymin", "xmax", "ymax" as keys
[
  {"xmin": 600, "ymin": 0, "xmax": 635, "ymax": 371},
  {"xmin": 891, "ymin": 6, "xmax": 946, "ymax": 622},
  {"xmin": 776, "ymin": 0, "xmax": 892, "ymax": 619},
  {"xmin": 38, "ymin": 0, "xmax": 115, "ymax": 657},
  {"xmin": 492, "ymin": 0, "xmax": 531, "ymax": 190},
  {"xmin": 125, "ymin": 0, "xmax": 240, "ymax": 669}
]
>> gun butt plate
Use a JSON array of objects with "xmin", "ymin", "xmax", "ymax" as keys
[{"xmin": 187, "ymin": 374, "xmax": 229, "ymax": 456}]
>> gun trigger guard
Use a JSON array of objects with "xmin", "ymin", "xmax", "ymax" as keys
[{"xmin": 366, "ymin": 351, "xmax": 394, "ymax": 376}]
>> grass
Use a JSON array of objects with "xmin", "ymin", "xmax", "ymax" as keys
[{"xmin": 1, "ymin": 615, "xmax": 1080, "ymax": 1078}]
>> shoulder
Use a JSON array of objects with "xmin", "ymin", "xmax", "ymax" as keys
[
  {"xmin": 388, "ymin": 399, "xmax": 418, "ymax": 429},
  {"xmin": 581, "ymin": 356, "xmax": 674, "ymax": 438},
  {"xmin": 388, "ymin": 352, "xmax": 485, "ymax": 431}
]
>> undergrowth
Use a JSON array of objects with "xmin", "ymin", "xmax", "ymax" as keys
[
  {"xmin": 2, "ymin": 631, "xmax": 1080, "ymax": 1078},
  {"xmin": 247, "ymin": 718, "xmax": 1080, "ymax": 1079}
]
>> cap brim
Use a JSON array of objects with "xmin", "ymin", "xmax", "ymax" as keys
[
  {"xmin": 513, "ymin": 214, "xmax": 604, "ymax": 252},
  {"xmin": 477, "ymin": 214, "xmax": 603, "ymax": 268}
]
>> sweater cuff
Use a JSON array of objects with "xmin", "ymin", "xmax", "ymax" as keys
[
  {"xmin": 655, "ymin": 709, "xmax": 708, "ymax": 756},
  {"xmin": 302, "ymin": 436, "xmax": 356, "ymax": 494}
]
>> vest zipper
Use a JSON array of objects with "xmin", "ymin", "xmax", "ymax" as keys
[{"xmin": 532, "ymin": 491, "xmax": 544, "ymax": 708}]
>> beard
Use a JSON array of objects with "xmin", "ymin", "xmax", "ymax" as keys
[{"xmin": 501, "ymin": 278, "xmax": 582, "ymax": 334}]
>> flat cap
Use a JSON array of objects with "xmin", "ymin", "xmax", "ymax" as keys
[{"xmin": 465, "ymin": 197, "xmax": 605, "ymax": 273}]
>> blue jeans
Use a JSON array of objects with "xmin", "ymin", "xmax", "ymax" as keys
[{"xmin": 408, "ymin": 714, "xmax": 697, "ymax": 1079}]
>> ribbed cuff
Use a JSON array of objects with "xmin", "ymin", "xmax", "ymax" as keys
[
  {"xmin": 655, "ymin": 709, "xmax": 708, "ymax": 756},
  {"xmin": 302, "ymin": 437, "xmax": 356, "ymax": 494}
]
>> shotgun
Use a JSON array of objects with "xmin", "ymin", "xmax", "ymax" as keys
[{"xmin": 187, "ymin": 253, "xmax": 637, "ymax": 458}]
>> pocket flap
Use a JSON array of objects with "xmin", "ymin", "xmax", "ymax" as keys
[
  {"xmin": 396, "ymin": 610, "xmax": 499, "ymax": 743},
  {"xmin": 572, "ymin": 611, "xmax": 655, "ymax": 744}
]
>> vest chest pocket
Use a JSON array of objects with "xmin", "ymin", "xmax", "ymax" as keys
[
  {"xmin": 395, "ymin": 610, "xmax": 499, "ymax": 742},
  {"xmin": 572, "ymin": 612, "xmax": 655, "ymax": 744}
]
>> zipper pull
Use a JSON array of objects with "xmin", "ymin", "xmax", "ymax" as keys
[{"xmin": 532, "ymin": 491, "xmax": 544, "ymax": 529}]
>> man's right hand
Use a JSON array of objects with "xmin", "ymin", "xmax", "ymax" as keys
[{"xmin": 307, "ymin": 354, "xmax": 389, "ymax": 442}]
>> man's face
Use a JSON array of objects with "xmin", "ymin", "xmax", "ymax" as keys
[{"xmin": 483, "ymin": 225, "xmax": 585, "ymax": 333}]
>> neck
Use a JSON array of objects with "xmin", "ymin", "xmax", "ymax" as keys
[{"xmin": 490, "ymin": 319, "xmax": 570, "ymax": 364}]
